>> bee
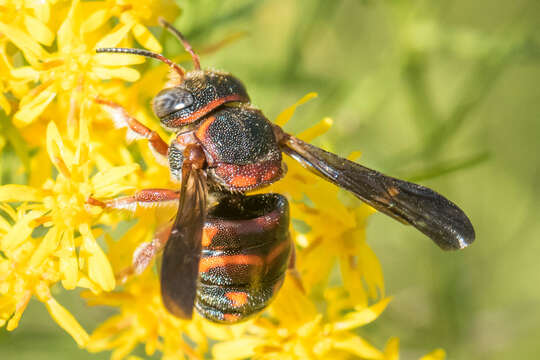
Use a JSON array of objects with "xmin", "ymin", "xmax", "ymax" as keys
[{"xmin": 92, "ymin": 19, "xmax": 475, "ymax": 323}]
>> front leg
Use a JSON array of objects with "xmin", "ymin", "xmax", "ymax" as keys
[{"xmin": 96, "ymin": 98, "xmax": 169, "ymax": 166}]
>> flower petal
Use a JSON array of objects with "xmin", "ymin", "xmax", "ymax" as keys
[
  {"xmin": 1, "ymin": 210, "xmax": 42, "ymax": 251},
  {"xmin": 79, "ymin": 224, "xmax": 115, "ymax": 291},
  {"xmin": 24, "ymin": 15, "xmax": 54, "ymax": 46},
  {"xmin": 28, "ymin": 226, "xmax": 59, "ymax": 269},
  {"xmin": 94, "ymin": 53, "xmax": 146, "ymax": 66},
  {"xmin": 0, "ymin": 21, "xmax": 46, "ymax": 63},
  {"xmin": 330, "ymin": 297, "xmax": 392, "ymax": 332},
  {"xmin": 384, "ymin": 337, "xmax": 400, "ymax": 360},
  {"xmin": 0, "ymin": 184, "xmax": 44, "ymax": 202},
  {"xmin": 81, "ymin": 9, "xmax": 110, "ymax": 33},
  {"xmin": 420, "ymin": 349, "xmax": 446, "ymax": 360},
  {"xmin": 96, "ymin": 22, "xmax": 134, "ymax": 49},
  {"xmin": 91, "ymin": 164, "xmax": 139, "ymax": 197},
  {"xmin": 58, "ymin": 231, "xmax": 79, "ymax": 290},
  {"xmin": 211, "ymin": 337, "xmax": 265, "ymax": 360},
  {"xmin": 45, "ymin": 297, "xmax": 90, "ymax": 347},
  {"xmin": 298, "ymin": 117, "xmax": 333, "ymax": 142},
  {"xmin": 14, "ymin": 85, "xmax": 56, "ymax": 126},
  {"xmin": 93, "ymin": 66, "xmax": 140, "ymax": 82},
  {"xmin": 132, "ymin": 23, "xmax": 162, "ymax": 52},
  {"xmin": 330, "ymin": 334, "xmax": 384, "ymax": 359},
  {"xmin": 275, "ymin": 92, "xmax": 318, "ymax": 126}
]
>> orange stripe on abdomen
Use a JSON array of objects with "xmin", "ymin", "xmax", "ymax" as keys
[
  {"xmin": 201, "ymin": 227, "xmax": 219, "ymax": 247},
  {"xmin": 266, "ymin": 239, "xmax": 291, "ymax": 264},
  {"xmin": 225, "ymin": 291, "xmax": 249, "ymax": 307},
  {"xmin": 199, "ymin": 254, "xmax": 264, "ymax": 273}
]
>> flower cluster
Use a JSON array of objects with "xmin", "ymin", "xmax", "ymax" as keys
[{"xmin": 0, "ymin": 1, "xmax": 445, "ymax": 359}]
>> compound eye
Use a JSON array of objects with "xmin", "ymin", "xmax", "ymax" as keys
[{"xmin": 153, "ymin": 87, "xmax": 195, "ymax": 118}]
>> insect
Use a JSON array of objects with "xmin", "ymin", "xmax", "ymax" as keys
[{"xmin": 92, "ymin": 19, "xmax": 475, "ymax": 324}]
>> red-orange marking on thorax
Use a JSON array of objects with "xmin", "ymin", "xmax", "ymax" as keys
[
  {"xmin": 230, "ymin": 175, "xmax": 258, "ymax": 188},
  {"xmin": 195, "ymin": 116, "xmax": 216, "ymax": 141}
]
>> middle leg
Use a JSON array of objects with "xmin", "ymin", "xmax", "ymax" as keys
[{"xmin": 87, "ymin": 188, "xmax": 179, "ymax": 212}]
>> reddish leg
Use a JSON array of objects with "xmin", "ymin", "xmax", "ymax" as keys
[
  {"xmin": 87, "ymin": 188, "xmax": 179, "ymax": 212},
  {"xmin": 87, "ymin": 189, "xmax": 179, "ymax": 282},
  {"xmin": 116, "ymin": 223, "xmax": 173, "ymax": 283},
  {"xmin": 96, "ymin": 97, "xmax": 169, "ymax": 165}
]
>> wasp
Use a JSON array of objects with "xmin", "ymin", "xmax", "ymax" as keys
[{"xmin": 91, "ymin": 19, "xmax": 475, "ymax": 324}]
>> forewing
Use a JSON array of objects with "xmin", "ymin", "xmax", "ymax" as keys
[
  {"xmin": 280, "ymin": 133, "xmax": 475, "ymax": 250},
  {"xmin": 161, "ymin": 166, "xmax": 207, "ymax": 318}
]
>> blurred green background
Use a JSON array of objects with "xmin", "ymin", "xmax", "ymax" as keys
[{"xmin": 2, "ymin": 0, "xmax": 540, "ymax": 359}]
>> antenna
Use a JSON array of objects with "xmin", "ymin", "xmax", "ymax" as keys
[
  {"xmin": 96, "ymin": 47, "xmax": 185, "ymax": 77},
  {"xmin": 158, "ymin": 17, "xmax": 201, "ymax": 70}
]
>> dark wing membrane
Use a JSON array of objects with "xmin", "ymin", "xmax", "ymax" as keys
[
  {"xmin": 161, "ymin": 166, "xmax": 207, "ymax": 318},
  {"xmin": 280, "ymin": 133, "xmax": 475, "ymax": 250}
]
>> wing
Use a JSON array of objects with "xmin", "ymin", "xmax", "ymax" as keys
[
  {"xmin": 278, "ymin": 132, "xmax": 475, "ymax": 250},
  {"xmin": 160, "ymin": 164, "xmax": 207, "ymax": 318}
]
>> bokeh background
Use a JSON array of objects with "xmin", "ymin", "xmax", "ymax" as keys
[{"xmin": 1, "ymin": 0, "xmax": 539, "ymax": 359}]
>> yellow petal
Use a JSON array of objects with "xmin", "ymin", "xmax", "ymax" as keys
[
  {"xmin": 330, "ymin": 334, "xmax": 384, "ymax": 359},
  {"xmin": 384, "ymin": 337, "xmax": 400, "ymax": 360},
  {"xmin": 24, "ymin": 15, "xmax": 54, "ymax": 46},
  {"xmin": 46, "ymin": 121, "xmax": 71, "ymax": 176},
  {"xmin": 0, "ymin": 184, "xmax": 44, "ymax": 202},
  {"xmin": 58, "ymin": 231, "xmax": 78, "ymax": 290},
  {"xmin": 93, "ymin": 66, "xmax": 140, "ymax": 82},
  {"xmin": 81, "ymin": 9, "xmax": 110, "ymax": 33},
  {"xmin": 275, "ymin": 92, "xmax": 318, "ymax": 126},
  {"xmin": 45, "ymin": 297, "xmax": 90, "ymax": 347},
  {"xmin": 91, "ymin": 164, "xmax": 139, "ymax": 197},
  {"xmin": 29, "ymin": 226, "xmax": 59, "ymax": 268},
  {"xmin": 420, "ymin": 349, "xmax": 446, "ymax": 360},
  {"xmin": 270, "ymin": 275, "xmax": 318, "ymax": 329},
  {"xmin": 132, "ymin": 23, "xmax": 162, "ymax": 52},
  {"xmin": 358, "ymin": 240, "xmax": 385, "ymax": 298},
  {"xmin": 14, "ymin": 85, "xmax": 56, "ymax": 126},
  {"xmin": 79, "ymin": 224, "xmax": 115, "ymax": 291},
  {"xmin": 56, "ymin": 0, "xmax": 78, "ymax": 50},
  {"xmin": 298, "ymin": 117, "xmax": 333, "ymax": 142},
  {"xmin": 211, "ymin": 337, "xmax": 265, "ymax": 360},
  {"xmin": 10, "ymin": 66, "xmax": 40, "ymax": 81},
  {"xmin": 94, "ymin": 53, "xmax": 146, "ymax": 66},
  {"xmin": 96, "ymin": 22, "xmax": 134, "ymax": 48},
  {"xmin": 0, "ymin": 93, "xmax": 10, "ymax": 115},
  {"xmin": 28, "ymin": 1, "xmax": 51, "ymax": 23},
  {"xmin": 330, "ymin": 297, "xmax": 392, "ymax": 332},
  {"xmin": 0, "ymin": 21, "xmax": 45, "ymax": 63},
  {"xmin": 1, "ymin": 210, "xmax": 42, "ymax": 250}
]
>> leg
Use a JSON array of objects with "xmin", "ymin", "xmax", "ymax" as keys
[
  {"xmin": 116, "ymin": 222, "xmax": 173, "ymax": 283},
  {"xmin": 95, "ymin": 97, "xmax": 169, "ymax": 165},
  {"xmin": 87, "ymin": 188, "xmax": 179, "ymax": 212}
]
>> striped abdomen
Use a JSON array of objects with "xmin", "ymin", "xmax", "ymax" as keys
[{"xmin": 196, "ymin": 193, "xmax": 291, "ymax": 323}]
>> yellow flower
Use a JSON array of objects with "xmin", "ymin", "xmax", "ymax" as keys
[
  {"xmin": 3, "ymin": 0, "xmax": 177, "ymax": 129},
  {"xmin": 0, "ymin": 1, "xmax": 447, "ymax": 359},
  {"xmin": 0, "ymin": 120, "xmax": 138, "ymax": 338}
]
